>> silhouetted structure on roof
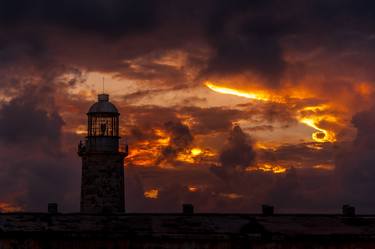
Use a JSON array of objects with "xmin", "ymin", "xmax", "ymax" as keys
[{"xmin": 78, "ymin": 94, "xmax": 128, "ymax": 213}]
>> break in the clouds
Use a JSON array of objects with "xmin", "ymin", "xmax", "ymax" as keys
[{"xmin": 1, "ymin": 0, "xmax": 375, "ymax": 213}]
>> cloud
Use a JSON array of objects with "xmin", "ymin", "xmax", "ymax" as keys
[
  {"xmin": 335, "ymin": 106, "xmax": 375, "ymax": 212},
  {"xmin": 2, "ymin": 0, "xmax": 375, "ymax": 91},
  {"xmin": 0, "ymin": 55, "xmax": 83, "ymax": 212},
  {"xmin": 203, "ymin": 1, "xmax": 287, "ymax": 85},
  {"xmin": 219, "ymin": 125, "xmax": 255, "ymax": 169},
  {"xmin": 0, "ymin": 91, "xmax": 64, "ymax": 145},
  {"xmin": 158, "ymin": 121, "xmax": 193, "ymax": 163},
  {"xmin": 1, "ymin": 0, "xmax": 375, "ymax": 213},
  {"xmin": 0, "ymin": 0, "xmax": 158, "ymax": 36},
  {"xmin": 258, "ymin": 142, "xmax": 334, "ymax": 168},
  {"xmin": 181, "ymin": 106, "xmax": 244, "ymax": 134}
]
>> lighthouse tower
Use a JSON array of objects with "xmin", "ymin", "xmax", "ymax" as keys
[{"xmin": 78, "ymin": 94, "xmax": 127, "ymax": 213}]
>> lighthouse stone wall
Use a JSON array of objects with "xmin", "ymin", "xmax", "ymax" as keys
[{"xmin": 80, "ymin": 152, "xmax": 125, "ymax": 213}]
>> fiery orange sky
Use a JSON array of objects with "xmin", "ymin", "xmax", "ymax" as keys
[{"xmin": 1, "ymin": 0, "xmax": 375, "ymax": 213}]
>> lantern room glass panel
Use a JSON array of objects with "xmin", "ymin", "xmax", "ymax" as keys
[{"xmin": 88, "ymin": 114, "xmax": 119, "ymax": 137}]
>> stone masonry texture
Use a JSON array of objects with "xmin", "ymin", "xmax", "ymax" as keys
[{"xmin": 80, "ymin": 153, "xmax": 125, "ymax": 213}]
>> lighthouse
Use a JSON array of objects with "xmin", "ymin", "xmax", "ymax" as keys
[{"xmin": 78, "ymin": 93, "xmax": 127, "ymax": 213}]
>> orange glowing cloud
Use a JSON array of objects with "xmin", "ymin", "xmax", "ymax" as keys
[
  {"xmin": 313, "ymin": 163, "xmax": 335, "ymax": 170},
  {"xmin": 205, "ymin": 81, "xmax": 281, "ymax": 102},
  {"xmin": 219, "ymin": 193, "xmax": 243, "ymax": 200},
  {"xmin": 188, "ymin": 185, "xmax": 199, "ymax": 192},
  {"xmin": 355, "ymin": 82, "xmax": 374, "ymax": 97},
  {"xmin": 126, "ymin": 128, "xmax": 171, "ymax": 166},
  {"xmin": 297, "ymin": 105, "xmax": 338, "ymax": 143},
  {"xmin": 0, "ymin": 202, "xmax": 23, "ymax": 212},
  {"xmin": 176, "ymin": 147, "xmax": 216, "ymax": 164},
  {"xmin": 247, "ymin": 163, "xmax": 287, "ymax": 174},
  {"xmin": 144, "ymin": 189, "xmax": 159, "ymax": 199},
  {"xmin": 205, "ymin": 81, "xmax": 340, "ymax": 143}
]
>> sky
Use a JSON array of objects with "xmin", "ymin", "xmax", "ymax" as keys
[{"xmin": 1, "ymin": 0, "xmax": 375, "ymax": 213}]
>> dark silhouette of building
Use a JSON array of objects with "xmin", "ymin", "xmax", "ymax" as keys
[{"xmin": 78, "ymin": 93, "xmax": 127, "ymax": 213}]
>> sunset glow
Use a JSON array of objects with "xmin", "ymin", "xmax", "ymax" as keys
[
  {"xmin": 191, "ymin": 148, "xmax": 202, "ymax": 156},
  {"xmin": 188, "ymin": 185, "xmax": 199, "ymax": 192},
  {"xmin": 144, "ymin": 189, "xmax": 159, "ymax": 199},
  {"xmin": 0, "ymin": 202, "xmax": 23, "ymax": 213},
  {"xmin": 247, "ymin": 163, "xmax": 287, "ymax": 174},
  {"xmin": 205, "ymin": 81, "xmax": 277, "ymax": 102},
  {"xmin": 2, "ymin": 0, "xmax": 374, "ymax": 214},
  {"xmin": 205, "ymin": 82, "xmax": 339, "ymax": 143},
  {"xmin": 299, "ymin": 118, "xmax": 336, "ymax": 143},
  {"xmin": 297, "ymin": 105, "xmax": 338, "ymax": 143}
]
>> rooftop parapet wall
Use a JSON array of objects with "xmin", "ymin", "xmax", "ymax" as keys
[
  {"xmin": 3, "ymin": 214, "xmax": 375, "ymax": 249},
  {"xmin": 1, "ymin": 213, "xmax": 375, "ymax": 239}
]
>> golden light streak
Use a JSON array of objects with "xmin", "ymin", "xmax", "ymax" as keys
[
  {"xmin": 299, "ymin": 118, "xmax": 336, "ymax": 142},
  {"xmin": 144, "ymin": 189, "xmax": 159, "ymax": 199},
  {"xmin": 205, "ymin": 81, "xmax": 279, "ymax": 102},
  {"xmin": 298, "ymin": 104, "xmax": 337, "ymax": 143},
  {"xmin": 205, "ymin": 82, "xmax": 339, "ymax": 143}
]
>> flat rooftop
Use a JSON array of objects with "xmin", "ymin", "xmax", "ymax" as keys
[{"xmin": 1, "ymin": 213, "xmax": 375, "ymax": 241}]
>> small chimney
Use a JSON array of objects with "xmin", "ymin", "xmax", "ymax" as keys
[
  {"xmin": 342, "ymin": 204, "xmax": 355, "ymax": 216},
  {"xmin": 48, "ymin": 203, "xmax": 58, "ymax": 214},
  {"xmin": 182, "ymin": 204, "xmax": 194, "ymax": 214},
  {"xmin": 262, "ymin": 205, "xmax": 274, "ymax": 216}
]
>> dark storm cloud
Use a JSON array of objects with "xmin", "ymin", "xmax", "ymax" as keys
[
  {"xmin": 264, "ymin": 167, "xmax": 340, "ymax": 213},
  {"xmin": 123, "ymin": 85, "xmax": 191, "ymax": 103},
  {"xmin": 334, "ymin": 106, "xmax": 375, "ymax": 212},
  {"xmin": 0, "ymin": 0, "xmax": 157, "ymax": 35},
  {"xmin": 2, "ymin": 0, "xmax": 375, "ymax": 87},
  {"xmin": 0, "ymin": 147, "xmax": 80, "ymax": 211},
  {"xmin": 203, "ymin": 1, "xmax": 287, "ymax": 85},
  {"xmin": 181, "ymin": 106, "xmax": 244, "ymax": 134},
  {"xmin": 209, "ymin": 125, "xmax": 256, "ymax": 194},
  {"xmin": 0, "ymin": 91, "xmax": 64, "ymax": 145},
  {"xmin": 219, "ymin": 125, "xmax": 255, "ymax": 169},
  {"xmin": 246, "ymin": 125, "xmax": 274, "ymax": 132},
  {"xmin": 122, "ymin": 105, "xmax": 179, "ymax": 136},
  {"xmin": 165, "ymin": 121, "xmax": 193, "ymax": 149},
  {"xmin": 0, "ymin": 56, "xmax": 83, "ymax": 211}
]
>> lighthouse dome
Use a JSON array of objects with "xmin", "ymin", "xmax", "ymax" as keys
[{"xmin": 88, "ymin": 94, "xmax": 118, "ymax": 114}]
